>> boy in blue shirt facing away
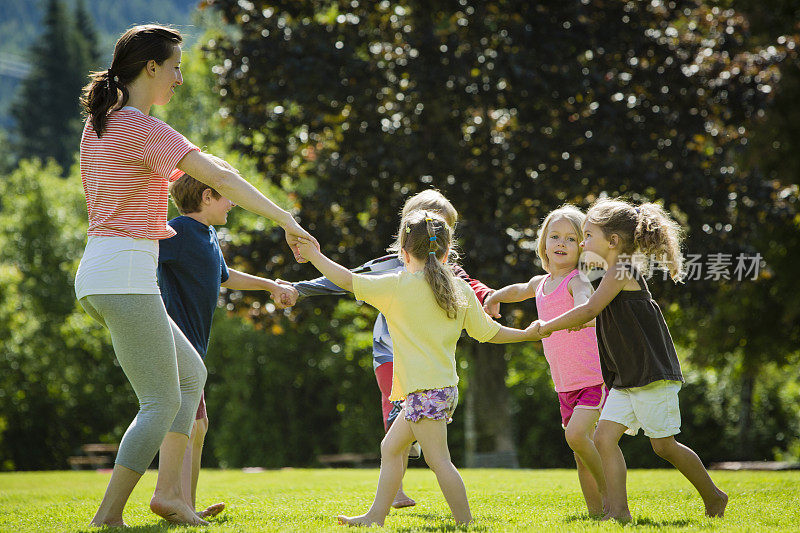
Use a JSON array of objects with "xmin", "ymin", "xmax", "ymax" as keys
[{"xmin": 158, "ymin": 174, "xmax": 298, "ymax": 518}]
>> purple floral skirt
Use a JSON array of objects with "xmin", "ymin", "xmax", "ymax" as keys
[{"xmin": 404, "ymin": 386, "xmax": 459, "ymax": 423}]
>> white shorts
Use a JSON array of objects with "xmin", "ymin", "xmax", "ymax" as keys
[
  {"xmin": 599, "ymin": 380, "xmax": 682, "ymax": 438},
  {"xmin": 75, "ymin": 236, "xmax": 160, "ymax": 300}
]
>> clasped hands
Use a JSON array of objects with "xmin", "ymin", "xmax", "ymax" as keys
[
  {"xmin": 270, "ymin": 280, "xmax": 299, "ymax": 309},
  {"xmin": 526, "ymin": 320, "xmax": 550, "ymax": 340}
]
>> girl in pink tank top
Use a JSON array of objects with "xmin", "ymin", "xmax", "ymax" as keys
[{"xmin": 484, "ymin": 205, "xmax": 607, "ymax": 516}]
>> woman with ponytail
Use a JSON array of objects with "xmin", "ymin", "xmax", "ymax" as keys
[
  {"xmin": 294, "ymin": 211, "xmax": 545, "ymax": 527},
  {"xmin": 534, "ymin": 198, "xmax": 727, "ymax": 522},
  {"xmin": 76, "ymin": 24, "xmax": 316, "ymax": 527}
]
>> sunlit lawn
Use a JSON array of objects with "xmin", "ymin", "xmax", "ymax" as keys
[{"xmin": 0, "ymin": 468, "xmax": 795, "ymax": 531}]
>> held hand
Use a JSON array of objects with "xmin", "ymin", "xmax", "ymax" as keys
[
  {"xmin": 271, "ymin": 281, "xmax": 299, "ymax": 309},
  {"xmin": 283, "ymin": 216, "xmax": 319, "ymax": 263},
  {"xmin": 295, "ymin": 237, "xmax": 321, "ymax": 263},
  {"xmin": 482, "ymin": 291, "xmax": 501, "ymax": 318},
  {"xmin": 526, "ymin": 320, "xmax": 551, "ymax": 341}
]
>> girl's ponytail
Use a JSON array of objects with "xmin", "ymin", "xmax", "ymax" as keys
[
  {"xmin": 633, "ymin": 203, "xmax": 685, "ymax": 282},
  {"xmin": 399, "ymin": 211, "xmax": 464, "ymax": 318}
]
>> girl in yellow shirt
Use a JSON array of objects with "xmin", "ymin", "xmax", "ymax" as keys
[{"xmin": 296, "ymin": 210, "xmax": 546, "ymax": 527}]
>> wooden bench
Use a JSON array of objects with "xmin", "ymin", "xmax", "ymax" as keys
[
  {"xmin": 68, "ymin": 443, "xmax": 119, "ymax": 470},
  {"xmin": 317, "ymin": 452, "xmax": 379, "ymax": 468}
]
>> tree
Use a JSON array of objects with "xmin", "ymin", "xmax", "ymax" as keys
[
  {"xmin": 204, "ymin": 0, "xmax": 796, "ymax": 462},
  {"xmin": 11, "ymin": 0, "xmax": 99, "ymax": 171},
  {"xmin": 0, "ymin": 161, "xmax": 131, "ymax": 470},
  {"xmin": 74, "ymin": 0, "xmax": 101, "ymax": 68}
]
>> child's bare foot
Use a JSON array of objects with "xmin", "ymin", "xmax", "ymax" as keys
[
  {"xmin": 198, "ymin": 502, "xmax": 226, "ymax": 518},
  {"xmin": 705, "ymin": 489, "xmax": 728, "ymax": 518},
  {"xmin": 150, "ymin": 496, "xmax": 209, "ymax": 526},
  {"xmin": 336, "ymin": 514, "xmax": 383, "ymax": 527},
  {"xmin": 601, "ymin": 510, "xmax": 632, "ymax": 523},
  {"xmin": 391, "ymin": 490, "xmax": 416, "ymax": 509}
]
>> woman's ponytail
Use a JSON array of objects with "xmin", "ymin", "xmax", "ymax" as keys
[{"xmin": 81, "ymin": 69, "xmax": 124, "ymax": 136}]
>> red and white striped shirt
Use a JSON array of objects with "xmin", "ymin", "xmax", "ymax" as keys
[{"xmin": 79, "ymin": 107, "xmax": 199, "ymax": 240}]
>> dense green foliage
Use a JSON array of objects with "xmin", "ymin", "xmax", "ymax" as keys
[
  {"xmin": 204, "ymin": 0, "xmax": 800, "ymax": 461},
  {"xmin": 1, "ymin": 1, "xmax": 800, "ymax": 471},
  {"xmin": 2, "ymin": 468, "xmax": 800, "ymax": 531},
  {"xmin": 0, "ymin": 0, "xmax": 197, "ymax": 128}
]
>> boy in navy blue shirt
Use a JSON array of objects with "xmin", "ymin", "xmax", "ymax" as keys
[{"xmin": 158, "ymin": 174, "xmax": 298, "ymax": 518}]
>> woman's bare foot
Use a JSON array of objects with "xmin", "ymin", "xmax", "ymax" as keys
[
  {"xmin": 197, "ymin": 502, "xmax": 226, "ymax": 518},
  {"xmin": 150, "ymin": 496, "xmax": 209, "ymax": 526},
  {"xmin": 391, "ymin": 489, "xmax": 416, "ymax": 509},
  {"xmin": 705, "ymin": 489, "xmax": 728, "ymax": 518},
  {"xmin": 337, "ymin": 514, "xmax": 383, "ymax": 527}
]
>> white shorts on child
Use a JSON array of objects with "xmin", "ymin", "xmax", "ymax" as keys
[{"xmin": 599, "ymin": 380, "xmax": 682, "ymax": 438}]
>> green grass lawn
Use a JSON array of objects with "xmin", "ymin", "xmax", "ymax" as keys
[{"xmin": 0, "ymin": 468, "xmax": 795, "ymax": 532}]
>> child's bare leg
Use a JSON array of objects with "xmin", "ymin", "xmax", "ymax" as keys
[
  {"xmin": 564, "ymin": 409, "xmax": 606, "ymax": 515},
  {"xmin": 411, "ymin": 418, "xmax": 472, "ymax": 525},
  {"xmin": 180, "ymin": 420, "xmax": 199, "ymax": 510},
  {"xmin": 593, "ymin": 420, "xmax": 631, "ymax": 522},
  {"xmin": 650, "ymin": 436, "xmax": 728, "ymax": 517},
  {"xmin": 337, "ymin": 414, "xmax": 415, "ymax": 527},
  {"xmin": 575, "ymin": 456, "xmax": 602, "ymax": 515},
  {"xmin": 183, "ymin": 416, "xmax": 224, "ymax": 518},
  {"xmin": 150, "ymin": 432, "xmax": 208, "ymax": 526},
  {"xmin": 392, "ymin": 446, "xmax": 416, "ymax": 508}
]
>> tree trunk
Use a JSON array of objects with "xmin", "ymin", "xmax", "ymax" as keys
[
  {"xmin": 463, "ymin": 342, "xmax": 518, "ymax": 468},
  {"xmin": 737, "ymin": 369, "xmax": 756, "ymax": 459}
]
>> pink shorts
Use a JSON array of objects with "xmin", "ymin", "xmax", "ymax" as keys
[{"xmin": 557, "ymin": 384, "xmax": 607, "ymax": 427}]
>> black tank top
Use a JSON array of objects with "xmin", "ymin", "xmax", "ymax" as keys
[{"xmin": 591, "ymin": 264, "xmax": 683, "ymax": 389}]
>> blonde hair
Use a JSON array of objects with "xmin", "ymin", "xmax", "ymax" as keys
[
  {"xmin": 389, "ymin": 189, "xmax": 458, "ymax": 253},
  {"xmin": 535, "ymin": 204, "xmax": 586, "ymax": 274},
  {"xmin": 586, "ymin": 198, "xmax": 685, "ymax": 282},
  {"xmin": 399, "ymin": 211, "xmax": 465, "ymax": 319}
]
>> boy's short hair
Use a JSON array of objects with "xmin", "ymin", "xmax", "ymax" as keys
[{"xmin": 169, "ymin": 174, "xmax": 220, "ymax": 215}]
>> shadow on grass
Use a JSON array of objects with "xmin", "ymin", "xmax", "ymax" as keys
[
  {"xmin": 307, "ymin": 513, "xmax": 491, "ymax": 532},
  {"xmin": 630, "ymin": 517, "xmax": 696, "ymax": 528},
  {"xmin": 564, "ymin": 513, "xmax": 602, "ymax": 523},
  {"xmin": 390, "ymin": 513, "xmax": 497, "ymax": 532},
  {"xmin": 73, "ymin": 516, "xmax": 230, "ymax": 533},
  {"xmin": 564, "ymin": 514, "xmax": 697, "ymax": 528}
]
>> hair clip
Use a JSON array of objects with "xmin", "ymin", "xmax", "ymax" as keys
[
  {"xmin": 429, "ymin": 236, "xmax": 437, "ymax": 242},
  {"xmin": 425, "ymin": 217, "xmax": 432, "ymax": 222},
  {"xmin": 405, "ymin": 226, "xmax": 411, "ymax": 233},
  {"xmin": 429, "ymin": 251, "xmax": 436, "ymax": 255}
]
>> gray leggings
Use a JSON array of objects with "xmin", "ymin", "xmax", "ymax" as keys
[{"xmin": 80, "ymin": 294, "xmax": 207, "ymax": 474}]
